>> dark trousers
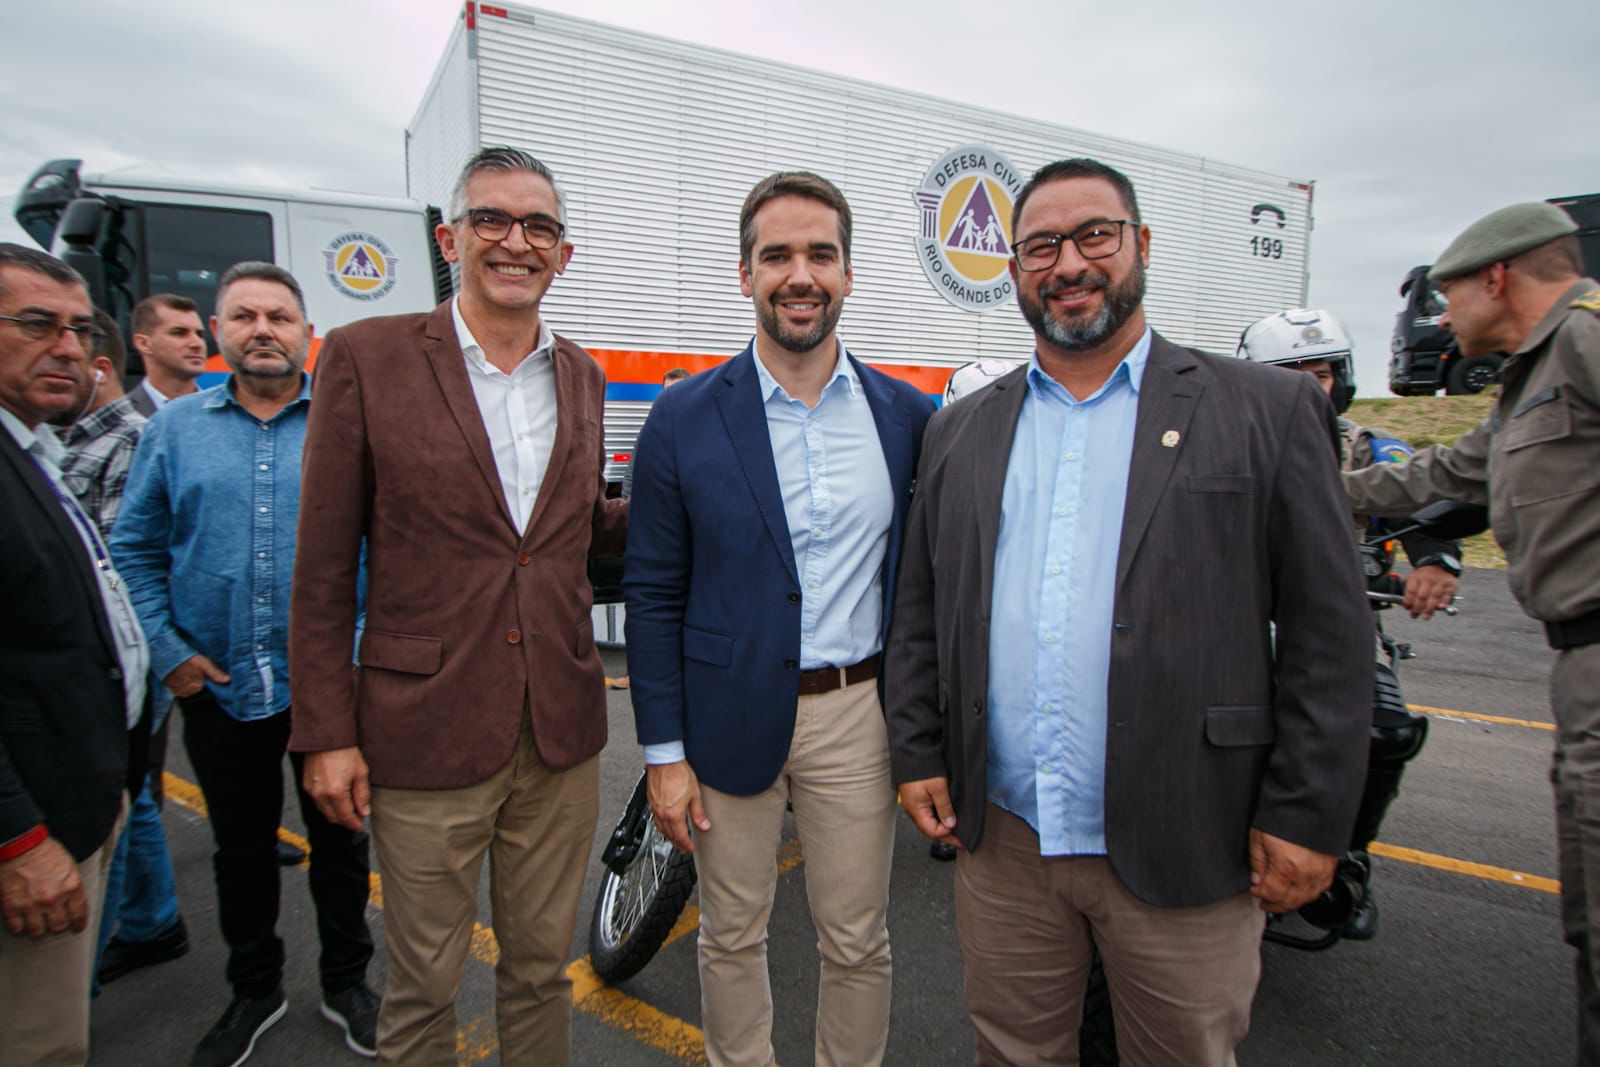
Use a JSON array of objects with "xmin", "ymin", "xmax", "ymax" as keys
[{"xmin": 180, "ymin": 691, "xmax": 374, "ymax": 999}]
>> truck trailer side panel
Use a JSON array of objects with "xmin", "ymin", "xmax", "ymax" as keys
[{"xmin": 409, "ymin": 5, "xmax": 1311, "ymax": 375}]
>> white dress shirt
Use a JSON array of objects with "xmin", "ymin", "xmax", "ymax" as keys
[
  {"xmin": 137, "ymin": 378, "xmax": 173, "ymax": 411},
  {"xmin": 452, "ymin": 296, "xmax": 560, "ymax": 534}
]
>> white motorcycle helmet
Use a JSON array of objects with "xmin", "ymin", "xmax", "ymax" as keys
[
  {"xmin": 943, "ymin": 358, "xmax": 1019, "ymax": 405},
  {"xmin": 1236, "ymin": 308, "xmax": 1357, "ymax": 414}
]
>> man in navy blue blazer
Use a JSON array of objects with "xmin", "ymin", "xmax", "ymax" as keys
[{"xmin": 624, "ymin": 171, "xmax": 934, "ymax": 1067}]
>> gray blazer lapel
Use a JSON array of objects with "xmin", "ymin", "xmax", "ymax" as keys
[
  {"xmin": 1116, "ymin": 335, "xmax": 1203, "ymax": 592},
  {"xmin": 970, "ymin": 368, "xmax": 1029, "ymax": 620}
]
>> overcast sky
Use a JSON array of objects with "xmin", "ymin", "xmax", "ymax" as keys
[{"xmin": 1, "ymin": 0, "xmax": 1593, "ymax": 395}]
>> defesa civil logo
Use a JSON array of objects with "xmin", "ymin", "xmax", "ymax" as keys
[
  {"xmin": 323, "ymin": 232, "xmax": 399, "ymax": 302},
  {"xmin": 911, "ymin": 145, "xmax": 1022, "ymax": 312}
]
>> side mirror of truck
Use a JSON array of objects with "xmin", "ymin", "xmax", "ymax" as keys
[{"xmin": 56, "ymin": 198, "xmax": 110, "ymax": 312}]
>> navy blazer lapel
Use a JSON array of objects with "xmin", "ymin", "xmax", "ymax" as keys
[
  {"xmin": 714, "ymin": 348, "xmax": 799, "ymax": 584},
  {"xmin": 971, "ymin": 367, "xmax": 1029, "ymax": 621},
  {"xmin": 854, "ymin": 355, "xmax": 912, "ymax": 505},
  {"xmin": 854, "ymin": 355, "xmax": 915, "ymax": 644},
  {"xmin": 1116, "ymin": 334, "xmax": 1203, "ymax": 592},
  {"xmin": 419, "ymin": 303, "xmax": 517, "ymax": 534}
]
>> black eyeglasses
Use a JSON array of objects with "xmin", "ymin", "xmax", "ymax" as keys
[
  {"xmin": 1011, "ymin": 220, "xmax": 1138, "ymax": 272},
  {"xmin": 453, "ymin": 208, "xmax": 566, "ymax": 249},
  {"xmin": 0, "ymin": 313, "xmax": 104, "ymax": 353}
]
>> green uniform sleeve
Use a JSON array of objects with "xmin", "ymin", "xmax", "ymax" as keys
[{"xmin": 1342, "ymin": 417, "xmax": 1493, "ymax": 517}]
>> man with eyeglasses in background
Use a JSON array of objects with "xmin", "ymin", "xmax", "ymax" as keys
[
  {"xmin": 46, "ymin": 312, "xmax": 193, "ymax": 995},
  {"xmin": 290, "ymin": 146, "xmax": 625, "ymax": 1065},
  {"xmin": 0, "ymin": 243, "xmax": 150, "ymax": 1065},
  {"xmin": 884, "ymin": 159, "xmax": 1370, "ymax": 1064}
]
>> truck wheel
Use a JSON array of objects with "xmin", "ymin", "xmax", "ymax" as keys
[
  {"xmin": 1445, "ymin": 355, "xmax": 1502, "ymax": 394},
  {"xmin": 588, "ymin": 778, "xmax": 697, "ymax": 984},
  {"xmin": 1079, "ymin": 950, "xmax": 1120, "ymax": 1065}
]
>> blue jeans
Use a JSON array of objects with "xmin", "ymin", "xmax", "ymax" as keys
[{"xmin": 92, "ymin": 774, "xmax": 181, "ymax": 995}]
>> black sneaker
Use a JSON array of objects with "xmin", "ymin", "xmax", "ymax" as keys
[
  {"xmin": 321, "ymin": 982, "xmax": 380, "ymax": 1058},
  {"xmin": 191, "ymin": 989, "xmax": 287, "ymax": 1067},
  {"xmin": 98, "ymin": 914, "xmax": 190, "ymax": 984}
]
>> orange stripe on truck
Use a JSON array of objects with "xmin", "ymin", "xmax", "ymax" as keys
[{"xmin": 586, "ymin": 348, "xmax": 953, "ymax": 396}]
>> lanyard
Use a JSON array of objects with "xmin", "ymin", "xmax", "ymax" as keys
[{"xmin": 25, "ymin": 446, "xmax": 118, "ymax": 590}]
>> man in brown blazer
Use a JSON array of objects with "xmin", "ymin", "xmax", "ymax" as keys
[
  {"xmin": 884, "ymin": 159, "xmax": 1372, "ymax": 1064},
  {"xmin": 289, "ymin": 147, "xmax": 625, "ymax": 1065}
]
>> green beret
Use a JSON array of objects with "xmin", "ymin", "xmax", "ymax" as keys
[{"xmin": 1430, "ymin": 202, "xmax": 1578, "ymax": 282}]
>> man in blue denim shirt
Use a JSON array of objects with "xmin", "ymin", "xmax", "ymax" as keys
[{"xmin": 111, "ymin": 263, "xmax": 377, "ymax": 1067}]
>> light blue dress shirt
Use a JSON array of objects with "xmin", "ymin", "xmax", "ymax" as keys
[
  {"xmin": 986, "ymin": 329, "xmax": 1150, "ymax": 855},
  {"xmin": 111, "ymin": 376, "xmax": 311, "ymax": 722},
  {"xmin": 643, "ymin": 343, "xmax": 893, "ymax": 765}
]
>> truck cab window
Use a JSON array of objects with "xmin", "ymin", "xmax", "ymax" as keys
[{"xmin": 141, "ymin": 203, "xmax": 273, "ymax": 345}]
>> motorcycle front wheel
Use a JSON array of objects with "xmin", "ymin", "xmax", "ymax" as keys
[{"xmin": 588, "ymin": 779, "xmax": 698, "ymax": 984}]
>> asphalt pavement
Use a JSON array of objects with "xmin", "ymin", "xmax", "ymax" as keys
[{"xmin": 86, "ymin": 566, "xmax": 1571, "ymax": 1065}]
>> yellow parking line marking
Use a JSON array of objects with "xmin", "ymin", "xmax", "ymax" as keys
[
  {"xmin": 1410, "ymin": 704, "xmax": 1554, "ymax": 731},
  {"xmin": 1370, "ymin": 841, "xmax": 1559, "ymax": 895},
  {"xmin": 570, "ymin": 957, "xmax": 710, "ymax": 1063},
  {"xmin": 164, "ymin": 772, "xmax": 701, "ymax": 1063},
  {"xmin": 454, "ymin": 1013, "xmax": 499, "ymax": 1064}
]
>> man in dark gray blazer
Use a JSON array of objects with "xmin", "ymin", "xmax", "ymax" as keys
[{"xmin": 884, "ymin": 159, "xmax": 1371, "ymax": 1064}]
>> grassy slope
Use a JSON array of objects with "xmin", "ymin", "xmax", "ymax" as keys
[{"xmin": 1346, "ymin": 394, "xmax": 1504, "ymax": 569}]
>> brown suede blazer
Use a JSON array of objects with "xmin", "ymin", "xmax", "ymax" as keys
[{"xmin": 287, "ymin": 301, "xmax": 625, "ymax": 788}]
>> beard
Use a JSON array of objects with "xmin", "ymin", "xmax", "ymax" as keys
[
  {"xmin": 1018, "ymin": 256, "xmax": 1147, "ymax": 352},
  {"xmin": 756, "ymin": 287, "xmax": 844, "ymax": 355},
  {"xmin": 225, "ymin": 342, "xmax": 305, "ymax": 380}
]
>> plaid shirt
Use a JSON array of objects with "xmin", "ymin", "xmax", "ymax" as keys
[{"xmin": 53, "ymin": 394, "xmax": 148, "ymax": 537}]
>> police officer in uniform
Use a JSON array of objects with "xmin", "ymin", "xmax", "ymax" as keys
[
  {"xmin": 1238, "ymin": 308, "xmax": 1458, "ymax": 940},
  {"xmin": 1343, "ymin": 201, "xmax": 1600, "ymax": 1062}
]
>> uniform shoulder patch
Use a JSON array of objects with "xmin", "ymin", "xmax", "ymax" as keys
[
  {"xmin": 1572, "ymin": 289, "xmax": 1600, "ymax": 313},
  {"xmin": 1365, "ymin": 433, "xmax": 1413, "ymax": 464}
]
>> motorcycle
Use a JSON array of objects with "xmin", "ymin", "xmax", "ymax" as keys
[{"xmin": 588, "ymin": 771, "xmax": 698, "ymax": 983}]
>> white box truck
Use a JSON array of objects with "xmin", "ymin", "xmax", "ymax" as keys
[
  {"xmin": 17, "ymin": 2, "xmax": 1314, "ymax": 471},
  {"xmin": 12, "ymin": 159, "xmax": 450, "ymax": 380},
  {"xmin": 405, "ymin": 2, "xmax": 1316, "ymax": 455}
]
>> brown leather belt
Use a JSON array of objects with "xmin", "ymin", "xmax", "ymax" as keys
[
  {"xmin": 1547, "ymin": 608, "xmax": 1600, "ymax": 651},
  {"xmin": 796, "ymin": 655, "xmax": 880, "ymax": 697}
]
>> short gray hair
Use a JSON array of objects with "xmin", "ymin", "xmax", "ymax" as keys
[
  {"xmin": 217, "ymin": 261, "xmax": 306, "ymax": 316},
  {"xmin": 448, "ymin": 146, "xmax": 569, "ymax": 231},
  {"xmin": 0, "ymin": 242, "xmax": 87, "ymax": 298}
]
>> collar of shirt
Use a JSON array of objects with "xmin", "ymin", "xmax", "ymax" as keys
[
  {"xmin": 55, "ymin": 394, "xmax": 142, "ymax": 449},
  {"xmin": 203, "ymin": 373, "xmax": 313, "ymax": 416},
  {"xmin": 1025, "ymin": 327, "xmax": 1153, "ymax": 406},
  {"xmin": 751, "ymin": 339, "xmax": 861, "ymax": 406},
  {"xmin": 140, "ymin": 379, "xmax": 173, "ymax": 409},
  {"xmin": 0, "ymin": 405, "xmax": 66, "ymax": 468},
  {"xmin": 452, "ymin": 294, "xmax": 554, "ymax": 376}
]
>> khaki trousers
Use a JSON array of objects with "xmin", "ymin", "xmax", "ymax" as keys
[
  {"xmin": 955, "ymin": 805, "xmax": 1265, "ymax": 1067},
  {"xmin": 0, "ymin": 814, "xmax": 121, "ymax": 1067},
  {"xmin": 369, "ymin": 712, "xmax": 599, "ymax": 1066},
  {"xmin": 695, "ymin": 678, "xmax": 897, "ymax": 1067},
  {"xmin": 1551, "ymin": 642, "xmax": 1600, "ymax": 1065}
]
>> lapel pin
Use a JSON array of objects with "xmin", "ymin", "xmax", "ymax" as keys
[{"xmin": 1161, "ymin": 430, "xmax": 1180, "ymax": 448}]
